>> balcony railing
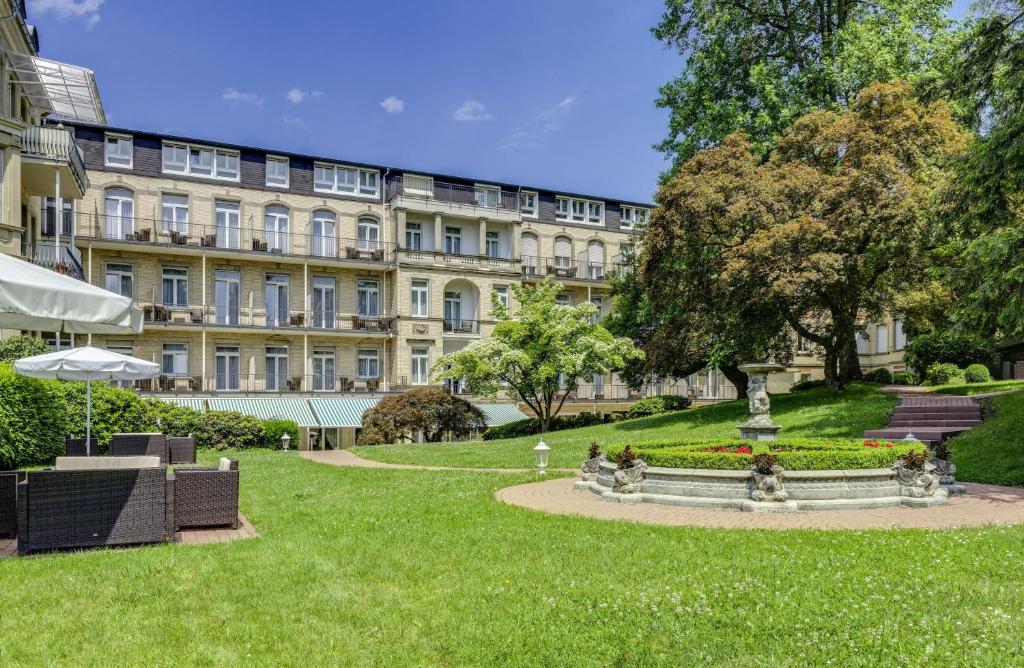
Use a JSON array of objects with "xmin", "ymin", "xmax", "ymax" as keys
[
  {"xmin": 74, "ymin": 213, "xmax": 397, "ymax": 264},
  {"xmin": 21, "ymin": 125, "xmax": 88, "ymax": 193},
  {"xmin": 387, "ymin": 176, "xmax": 519, "ymax": 212},
  {"xmin": 22, "ymin": 242, "xmax": 85, "ymax": 280},
  {"xmin": 142, "ymin": 304, "xmax": 397, "ymax": 333},
  {"xmin": 127, "ymin": 374, "xmax": 386, "ymax": 394},
  {"xmin": 398, "ymin": 247, "xmax": 519, "ymax": 272},
  {"xmin": 520, "ymin": 256, "xmax": 624, "ymax": 282},
  {"xmin": 442, "ymin": 318, "xmax": 479, "ymax": 334}
]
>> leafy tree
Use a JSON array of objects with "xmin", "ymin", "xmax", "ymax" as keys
[
  {"xmin": 0, "ymin": 335, "xmax": 47, "ymax": 362},
  {"xmin": 653, "ymin": 0, "xmax": 958, "ymax": 172},
  {"xmin": 435, "ymin": 278, "xmax": 643, "ymax": 433},
  {"xmin": 903, "ymin": 331, "xmax": 996, "ymax": 377},
  {"xmin": 357, "ymin": 387, "xmax": 486, "ymax": 445}
]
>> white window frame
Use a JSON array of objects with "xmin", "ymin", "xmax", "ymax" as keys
[
  {"xmin": 876, "ymin": 324, "xmax": 890, "ymax": 355},
  {"xmin": 265, "ymin": 155, "xmax": 290, "ymax": 188},
  {"xmin": 104, "ymin": 133, "xmax": 133, "ymax": 169},
  {"xmin": 587, "ymin": 201, "xmax": 604, "ymax": 224},
  {"xmin": 411, "ymin": 279, "xmax": 428, "ymax": 318},
  {"xmin": 555, "ymin": 197, "xmax": 569, "ymax": 220},
  {"xmin": 357, "ymin": 279, "xmax": 380, "ymax": 316},
  {"xmin": 620, "ymin": 206, "xmax": 635, "ymax": 229},
  {"xmin": 161, "ymin": 343, "xmax": 188, "ymax": 377},
  {"xmin": 570, "ymin": 199, "xmax": 586, "ymax": 222},
  {"xmin": 313, "ymin": 349, "xmax": 336, "ymax": 391},
  {"xmin": 894, "ymin": 319, "xmax": 907, "ymax": 351},
  {"xmin": 215, "ymin": 345, "xmax": 241, "ymax": 390},
  {"xmin": 357, "ymin": 217, "xmax": 380, "ymax": 251},
  {"xmin": 265, "ymin": 346, "xmax": 290, "ymax": 391},
  {"xmin": 519, "ymin": 190, "xmax": 537, "ymax": 217},
  {"xmin": 444, "ymin": 226, "xmax": 462, "ymax": 255},
  {"xmin": 474, "ymin": 184, "xmax": 500, "ymax": 208},
  {"xmin": 105, "ymin": 262, "xmax": 133, "ymax": 298},
  {"xmin": 160, "ymin": 193, "xmax": 189, "ymax": 235},
  {"xmin": 264, "ymin": 205, "xmax": 290, "ymax": 252},
  {"xmin": 161, "ymin": 266, "xmax": 188, "ymax": 307},
  {"xmin": 161, "ymin": 141, "xmax": 240, "ymax": 181},
  {"xmin": 494, "ymin": 285, "xmax": 509, "ymax": 309},
  {"xmin": 406, "ymin": 222, "xmax": 422, "ymax": 250},
  {"xmin": 411, "ymin": 347, "xmax": 429, "ymax": 385},
  {"xmin": 313, "ymin": 162, "xmax": 380, "ymax": 198},
  {"xmin": 485, "ymin": 230, "xmax": 500, "ymax": 258},
  {"xmin": 357, "ymin": 349, "xmax": 380, "ymax": 379}
]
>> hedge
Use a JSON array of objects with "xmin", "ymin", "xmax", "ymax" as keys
[
  {"xmin": 964, "ymin": 364, "xmax": 992, "ymax": 384},
  {"xmin": 604, "ymin": 438, "xmax": 918, "ymax": 471},
  {"xmin": 926, "ymin": 362, "xmax": 965, "ymax": 386},
  {"xmin": 624, "ymin": 395, "xmax": 691, "ymax": 419},
  {"xmin": 862, "ymin": 368, "xmax": 893, "ymax": 384},
  {"xmin": 0, "ymin": 364, "xmax": 69, "ymax": 469},
  {"xmin": 482, "ymin": 412, "xmax": 603, "ymax": 440}
]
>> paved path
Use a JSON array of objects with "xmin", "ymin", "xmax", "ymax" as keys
[
  {"xmin": 496, "ymin": 477, "xmax": 1024, "ymax": 530},
  {"xmin": 301, "ymin": 449, "xmax": 574, "ymax": 474}
]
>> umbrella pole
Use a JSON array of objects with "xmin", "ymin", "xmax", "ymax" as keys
[{"xmin": 86, "ymin": 379, "xmax": 91, "ymax": 455}]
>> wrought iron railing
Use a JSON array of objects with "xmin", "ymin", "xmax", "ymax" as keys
[{"xmin": 387, "ymin": 176, "xmax": 519, "ymax": 212}]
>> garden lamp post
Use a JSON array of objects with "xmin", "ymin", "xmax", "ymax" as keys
[
  {"xmin": 534, "ymin": 439, "xmax": 550, "ymax": 475},
  {"xmin": 281, "ymin": 432, "xmax": 291, "ymax": 451}
]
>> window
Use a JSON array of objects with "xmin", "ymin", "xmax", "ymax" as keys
[
  {"xmin": 797, "ymin": 336, "xmax": 812, "ymax": 354},
  {"xmin": 856, "ymin": 331, "xmax": 870, "ymax": 355},
  {"xmin": 105, "ymin": 134, "xmax": 132, "ymax": 168},
  {"xmin": 554, "ymin": 236, "xmax": 572, "ymax": 268},
  {"xmin": 406, "ymin": 222, "xmax": 422, "ymax": 250},
  {"xmin": 620, "ymin": 206, "xmax": 648, "ymax": 229},
  {"xmin": 357, "ymin": 217, "xmax": 380, "ymax": 251},
  {"xmin": 312, "ymin": 277, "xmax": 336, "ymax": 329},
  {"xmin": 161, "ymin": 343, "xmax": 188, "ymax": 376},
  {"xmin": 587, "ymin": 201, "xmax": 603, "ymax": 224},
  {"xmin": 162, "ymin": 142, "xmax": 239, "ymax": 180},
  {"xmin": 571, "ymin": 199, "xmax": 586, "ymax": 222},
  {"xmin": 313, "ymin": 162, "xmax": 379, "ymax": 197},
  {"xmin": 444, "ymin": 291, "xmax": 463, "ymax": 327},
  {"xmin": 103, "ymin": 187, "xmax": 134, "ymax": 239},
  {"xmin": 42, "ymin": 197, "xmax": 72, "ymax": 237},
  {"xmin": 313, "ymin": 350, "xmax": 335, "ymax": 391},
  {"xmin": 357, "ymin": 349, "xmax": 380, "ymax": 378},
  {"xmin": 876, "ymin": 324, "xmax": 890, "ymax": 354},
  {"xmin": 215, "ymin": 201, "xmax": 241, "ymax": 249},
  {"xmin": 521, "ymin": 234, "xmax": 538, "ymax": 274},
  {"xmin": 265, "ymin": 156, "xmax": 289, "ymax": 187},
  {"xmin": 555, "ymin": 197, "xmax": 569, "ymax": 220},
  {"xmin": 161, "ymin": 267, "xmax": 188, "ymax": 307},
  {"xmin": 444, "ymin": 226, "xmax": 462, "ymax": 254},
  {"xmin": 590, "ymin": 297, "xmax": 603, "ymax": 324},
  {"xmin": 494, "ymin": 286, "xmax": 509, "ymax": 310},
  {"xmin": 107, "ymin": 344, "xmax": 135, "ymax": 388},
  {"xmin": 556, "ymin": 294, "xmax": 571, "ymax": 307},
  {"xmin": 894, "ymin": 319, "xmax": 906, "ymax": 350},
  {"xmin": 586, "ymin": 240, "xmax": 604, "ymax": 279},
  {"xmin": 519, "ymin": 191, "xmax": 537, "ymax": 217},
  {"xmin": 636, "ymin": 208, "xmax": 649, "ymax": 225},
  {"xmin": 486, "ymin": 231, "xmax": 500, "ymax": 258},
  {"xmin": 265, "ymin": 274, "xmax": 289, "ymax": 327},
  {"xmin": 474, "ymin": 185, "xmax": 500, "ymax": 208},
  {"xmin": 215, "ymin": 346, "xmax": 240, "ymax": 390},
  {"xmin": 411, "ymin": 347, "xmax": 429, "ymax": 385},
  {"xmin": 105, "ymin": 263, "xmax": 133, "ymax": 298},
  {"xmin": 311, "ymin": 210, "xmax": 336, "ymax": 258},
  {"xmin": 357, "ymin": 279, "xmax": 379, "ymax": 316},
  {"xmin": 264, "ymin": 205, "xmax": 289, "ymax": 252},
  {"xmin": 411, "ymin": 280, "xmax": 428, "ymax": 317},
  {"xmin": 161, "ymin": 194, "xmax": 189, "ymax": 235},
  {"xmin": 214, "ymin": 270, "xmax": 240, "ymax": 325},
  {"xmin": 265, "ymin": 346, "xmax": 289, "ymax": 391}
]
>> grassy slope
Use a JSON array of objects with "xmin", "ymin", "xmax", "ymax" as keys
[
  {"xmin": 930, "ymin": 380, "xmax": 1024, "ymax": 396},
  {"xmin": 2, "ymin": 449, "xmax": 1023, "ymax": 666},
  {"xmin": 353, "ymin": 383, "xmax": 896, "ymax": 469},
  {"xmin": 949, "ymin": 391, "xmax": 1024, "ymax": 486}
]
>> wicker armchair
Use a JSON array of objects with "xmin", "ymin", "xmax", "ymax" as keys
[
  {"xmin": 167, "ymin": 436, "xmax": 196, "ymax": 464},
  {"xmin": 0, "ymin": 472, "xmax": 18, "ymax": 538},
  {"xmin": 110, "ymin": 433, "xmax": 169, "ymax": 463},
  {"xmin": 17, "ymin": 463, "xmax": 173, "ymax": 554},
  {"xmin": 173, "ymin": 458, "xmax": 239, "ymax": 529},
  {"xmin": 65, "ymin": 437, "xmax": 98, "ymax": 457}
]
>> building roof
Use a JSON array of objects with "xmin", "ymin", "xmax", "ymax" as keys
[
  {"xmin": 8, "ymin": 53, "xmax": 105, "ymax": 124},
  {"xmin": 475, "ymin": 403, "xmax": 530, "ymax": 426},
  {"xmin": 309, "ymin": 398, "xmax": 381, "ymax": 428},
  {"xmin": 207, "ymin": 398, "xmax": 319, "ymax": 427},
  {"xmin": 161, "ymin": 397, "xmax": 206, "ymax": 412}
]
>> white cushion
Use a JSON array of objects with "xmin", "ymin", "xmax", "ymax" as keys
[
  {"xmin": 55, "ymin": 456, "xmax": 162, "ymax": 471},
  {"xmin": 218, "ymin": 457, "xmax": 232, "ymax": 471}
]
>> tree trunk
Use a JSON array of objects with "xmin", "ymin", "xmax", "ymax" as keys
[
  {"xmin": 822, "ymin": 345, "xmax": 843, "ymax": 394},
  {"xmin": 840, "ymin": 334, "xmax": 863, "ymax": 381},
  {"xmin": 720, "ymin": 364, "xmax": 749, "ymax": 399}
]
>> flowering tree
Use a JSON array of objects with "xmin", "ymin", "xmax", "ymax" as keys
[{"xmin": 434, "ymin": 277, "xmax": 643, "ymax": 433}]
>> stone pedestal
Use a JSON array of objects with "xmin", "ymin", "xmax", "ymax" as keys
[
  {"xmin": 737, "ymin": 363, "xmax": 786, "ymax": 441},
  {"xmin": 738, "ymin": 423, "xmax": 782, "ymax": 441}
]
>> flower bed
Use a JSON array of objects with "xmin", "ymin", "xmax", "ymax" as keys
[{"xmin": 604, "ymin": 438, "xmax": 917, "ymax": 471}]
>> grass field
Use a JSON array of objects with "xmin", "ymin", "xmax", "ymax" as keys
[
  {"xmin": 3, "ymin": 448, "xmax": 1024, "ymax": 666},
  {"xmin": 352, "ymin": 383, "xmax": 896, "ymax": 469},
  {"xmin": 930, "ymin": 380, "xmax": 1024, "ymax": 396},
  {"xmin": 947, "ymin": 391, "xmax": 1024, "ymax": 486}
]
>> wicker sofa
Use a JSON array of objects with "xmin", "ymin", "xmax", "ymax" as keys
[
  {"xmin": 65, "ymin": 437, "xmax": 98, "ymax": 457},
  {"xmin": 17, "ymin": 457, "xmax": 174, "ymax": 554},
  {"xmin": 110, "ymin": 433, "xmax": 168, "ymax": 463},
  {"xmin": 167, "ymin": 436, "xmax": 196, "ymax": 464},
  {"xmin": 173, "ymin": 458, "xmax": 239, "ymax": 529},
  {"xmin": 0, "ymin": 472, "xmax": 18, "ymax": 538}
]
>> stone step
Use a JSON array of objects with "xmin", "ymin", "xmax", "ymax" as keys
[
  {"xmin": 891, "ymin": 410, "xmax": 982, "ymax": 419},
  {"xmin": 894, "ymin": 405, "xmax": 980, "ymax": 415},
  {"xmin": 889, "ymin": 419, "xmax": 981, "ymax": 428}
]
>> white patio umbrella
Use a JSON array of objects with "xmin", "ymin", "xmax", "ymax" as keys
[
  {"xmin": 14, "ymin": 347, "xmax": 159, "ymax": 452},
  {"xmin": 0, "ymin": 253, "xmax": 143, "ymax": 334}
]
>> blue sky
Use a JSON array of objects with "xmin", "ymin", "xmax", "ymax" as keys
[{"xmin": 28, "ymin": 0, "xmax": 974, "ymax": 204}]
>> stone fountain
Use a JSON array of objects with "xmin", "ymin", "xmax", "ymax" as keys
[{"xmin": 737, "ymin": 363, "xmax": 785, "ymax": 441}]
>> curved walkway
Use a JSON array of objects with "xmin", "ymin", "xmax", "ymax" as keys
[
  {"xmin": 496, "ymin": 477, "xmax": 1024, "ymax": 530},
  {"xmin": 300, "ymin": 449, "xmax": 574, "ymax": 474}
]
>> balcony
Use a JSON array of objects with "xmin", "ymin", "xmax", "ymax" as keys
[
  {"xmin": 520, "ymin": 256, "xmax": 624, "ymax": 284},
  {"xmin": 387, "ymin": 175, "xmax": 520, "ymax": 222},
  {"xmin": 20, "ymin": 125, "xmax": 88, "ymax": 197},
  {"xmin": 128, "ymin": 374, "xmax": 386, "ymax": 394},
  {"xmin": 442, "ymin": 318, "xmax": 479, "ymax": 335},
  {"xmin": 74, "ymin": 213, "xmax": 397, "ymax": 265},
  {"xmin": 398, "ymin": 247, "xmax": 520, "ymax": 273},
  {"xmin": 142, "ymin": 304, "xmax": 397, "ymax": 334},
  {"xmin": 22, "ymin": 242, "xmax": 84, "ymax": 280}
]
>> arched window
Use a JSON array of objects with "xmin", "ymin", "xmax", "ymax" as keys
[
  {"xmin": 103, "ymin": 187, "xmax": 134, "ymax": 240},
  {"xmin": 264, "ymin": 205, "xmax": 289, "ymax": 252},
  {"xmin": 554, "ymin": 236, "xmax": 572, "ymax": 269},
  {"xmin": 311, "ymin": 210, "xmax": 336, "ymax": 258},
  {"xmin": 587, "ymin": 240, "xmax": 605, "ymax": 279},
  {"xmin": 521, "ymin": 233, "xmax": 538, "ymax": 275},
  {"xmin": 357, "ymin": 216, "xmax": 380, "ymax": 251}
]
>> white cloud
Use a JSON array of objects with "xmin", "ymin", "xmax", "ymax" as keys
[
  {"xmin": 28, "ymin": 0, "xmax": 103, "ymax": 29},
  {"xmin": 287, "ymin": 88, "xmax": 322, "ymax": 104},
  {"xmin": 452, "ymin": 100, "xmax": 493, "ymax": 122},
  {"xmin": 500, "ymin": 95, "xmax": 578, "ymax": 149},
  {"xmin": 282, "ymin": 116, "xmax": 305, "ymax": 128},
  {"xmin": 379, "ymin": 96, "xmax": 405, "ymax": 114},
  {"xmin": 222, "ymin": 87, "xmax": 265, "ymax": 107}
]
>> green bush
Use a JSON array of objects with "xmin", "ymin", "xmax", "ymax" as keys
[
  {"xmin": 905, "ymin": 331, "xmax": 995, "ymax": 377},
  {"xmin": 482, "ymin": 411, "xmax": 605, "ymax": 440},
  {"xmin": 0, "ymin": 335, "xmax": 48, "ymax": 363},
  {"xmin": 790, "ymin": 378, "xmax": 825, "ymax": 392},
  {"xmin": 0, "ymin": 364, "xmax": 69, "ymax": 469},
  {"xmin": 625, "ymin": 396, "xmax": 691, "ymax": 420},
  {"xmin": 604, "ymin": 438, "xmax": 916, "ymax": 471},
  {"xmin": 964, "ymin": 364, "xmax": 992, "ymax": 384},
  {"xmin": 891, "ymin": 371, "xmax": 918, "ymax": 385},
  {"xmin": 194, "ymin": 411, "xmax": 267, "ymax": 450},
  {"xmin": 926, "ymin": 363, "xmax": 965, "ymax": 386},
  {"xmin": 263, "ymin": 418, "xmax": 301, "ymax": 449},
  {"xmin": 862, "ymin": 368, "xmax": 893, "ymax": 384}
]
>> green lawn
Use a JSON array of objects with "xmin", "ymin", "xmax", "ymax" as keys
[
  {"xmin": 930, "ymin": 380, "xmax": 1024, "ymax": 396},
  {"xmin": 3, "ymin": 448, "xmax": 1024, "ymax": 666},
  {"xmin": 949, "ymin": 391, "xmax": 1024, "ymax": 486},
  {"xmin": 353, "ymin": 383, "xmax": 896, "ymax": 469}
]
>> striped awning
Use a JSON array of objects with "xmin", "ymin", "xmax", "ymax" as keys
[
  {"xmin": 309, "ymin": 398, "xmax": 381, "ymax": 428},
  {"xmin": 476, "ymin": 403, "xmax": 529, "ymax": 426},
  {"xmin": 159, "ymin": 397, "xmax": 207, "ymax": 412},
  {"xmin": 208, "ymin": 398, "xmax": 319, "ymax": 427}
]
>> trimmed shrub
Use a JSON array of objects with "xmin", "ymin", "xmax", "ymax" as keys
[
  {"xmin": 862, "ymin": 368, "xmax": 893, "ymax": 384},
  {"xmin": 625, "ymin": 396, "xmax": 691, "ymax": 420},
  {"xmin": 0, "ymin": 364, "xmax": 69, "ymax": 469},
  {"xmin": 262, "ymin": 419, "xmax": 301, "ymax": 449},
  {"xmin": 790, "ymin": 378, "xmax": 825, "ymax": 392},
  {"xmin": 604, "ymin": 438, "xmax": 915, "ymax": 471},
  {"xmin": 482, "ymin": 412, "xmax": 604, "ymax": 440},
  {"xmin": 358, "ymin": 387, "xmax": 486, "ymax": 445},
  {"xmin": 926, "ymin": 362, "xmax": 965, "ymax": 386},
  {"xmin": 904, "ymin": 331, "xmax": 995, "ymax": 377},
  {"xmin": 0, "ymin": 335, "xmax": 48, "ymax": 363},
  {"xmin": 891, "ymin": 371, "xmax": 918, "ymax": 385},
  {"xmin": 964, "ymin": 364, "xmax": 992, "ymax": 384}
]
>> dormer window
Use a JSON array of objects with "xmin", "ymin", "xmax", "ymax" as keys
[
  {"xmin": 519, "ymin": 191, "xmax": 537, "ymax": 217},
  {"xmin": 104, "ymin": 134, "xmax": 132, "ymax": 168}
]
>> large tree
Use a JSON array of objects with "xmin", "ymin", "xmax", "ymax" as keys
[
  {"xmin": 357, "ymin": 387, "xmax": 486, "ymax": 445},
  {"xmin": 435, "ymin": 279, "xmax": 642, "ymax": 433},
  {"xmin": 653, "ymin": 0, "xmax": 958, "ymax": 172},
  {"xmin": 718, "ymin": 81, "xmax": 966, "ymax": 391}
]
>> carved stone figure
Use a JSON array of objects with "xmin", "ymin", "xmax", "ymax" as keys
[
  {"xmin": 412, "ymin": 323, "xmax": 429, "ymax": 335},
  {"xmin": 893, "ymin": 460, "xmax": 944, "ymax": 498},
  {"xmin": 580, "ymin": 454, "xmax": 606, "ymax": 482},
  {"xmin": 928, "ymin": 458, "xmax": 957, "ymax": 485},
  {"xmin": 750, "ymin": 463, "xmax": 788, "ymax": 502},
  {"xmin": 746, "ymin": 375, "xmax": 773, "ymax": 426},
  {"xmin": 613, "ymin": 460, "xmax": 647, "ymax": 494}
]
